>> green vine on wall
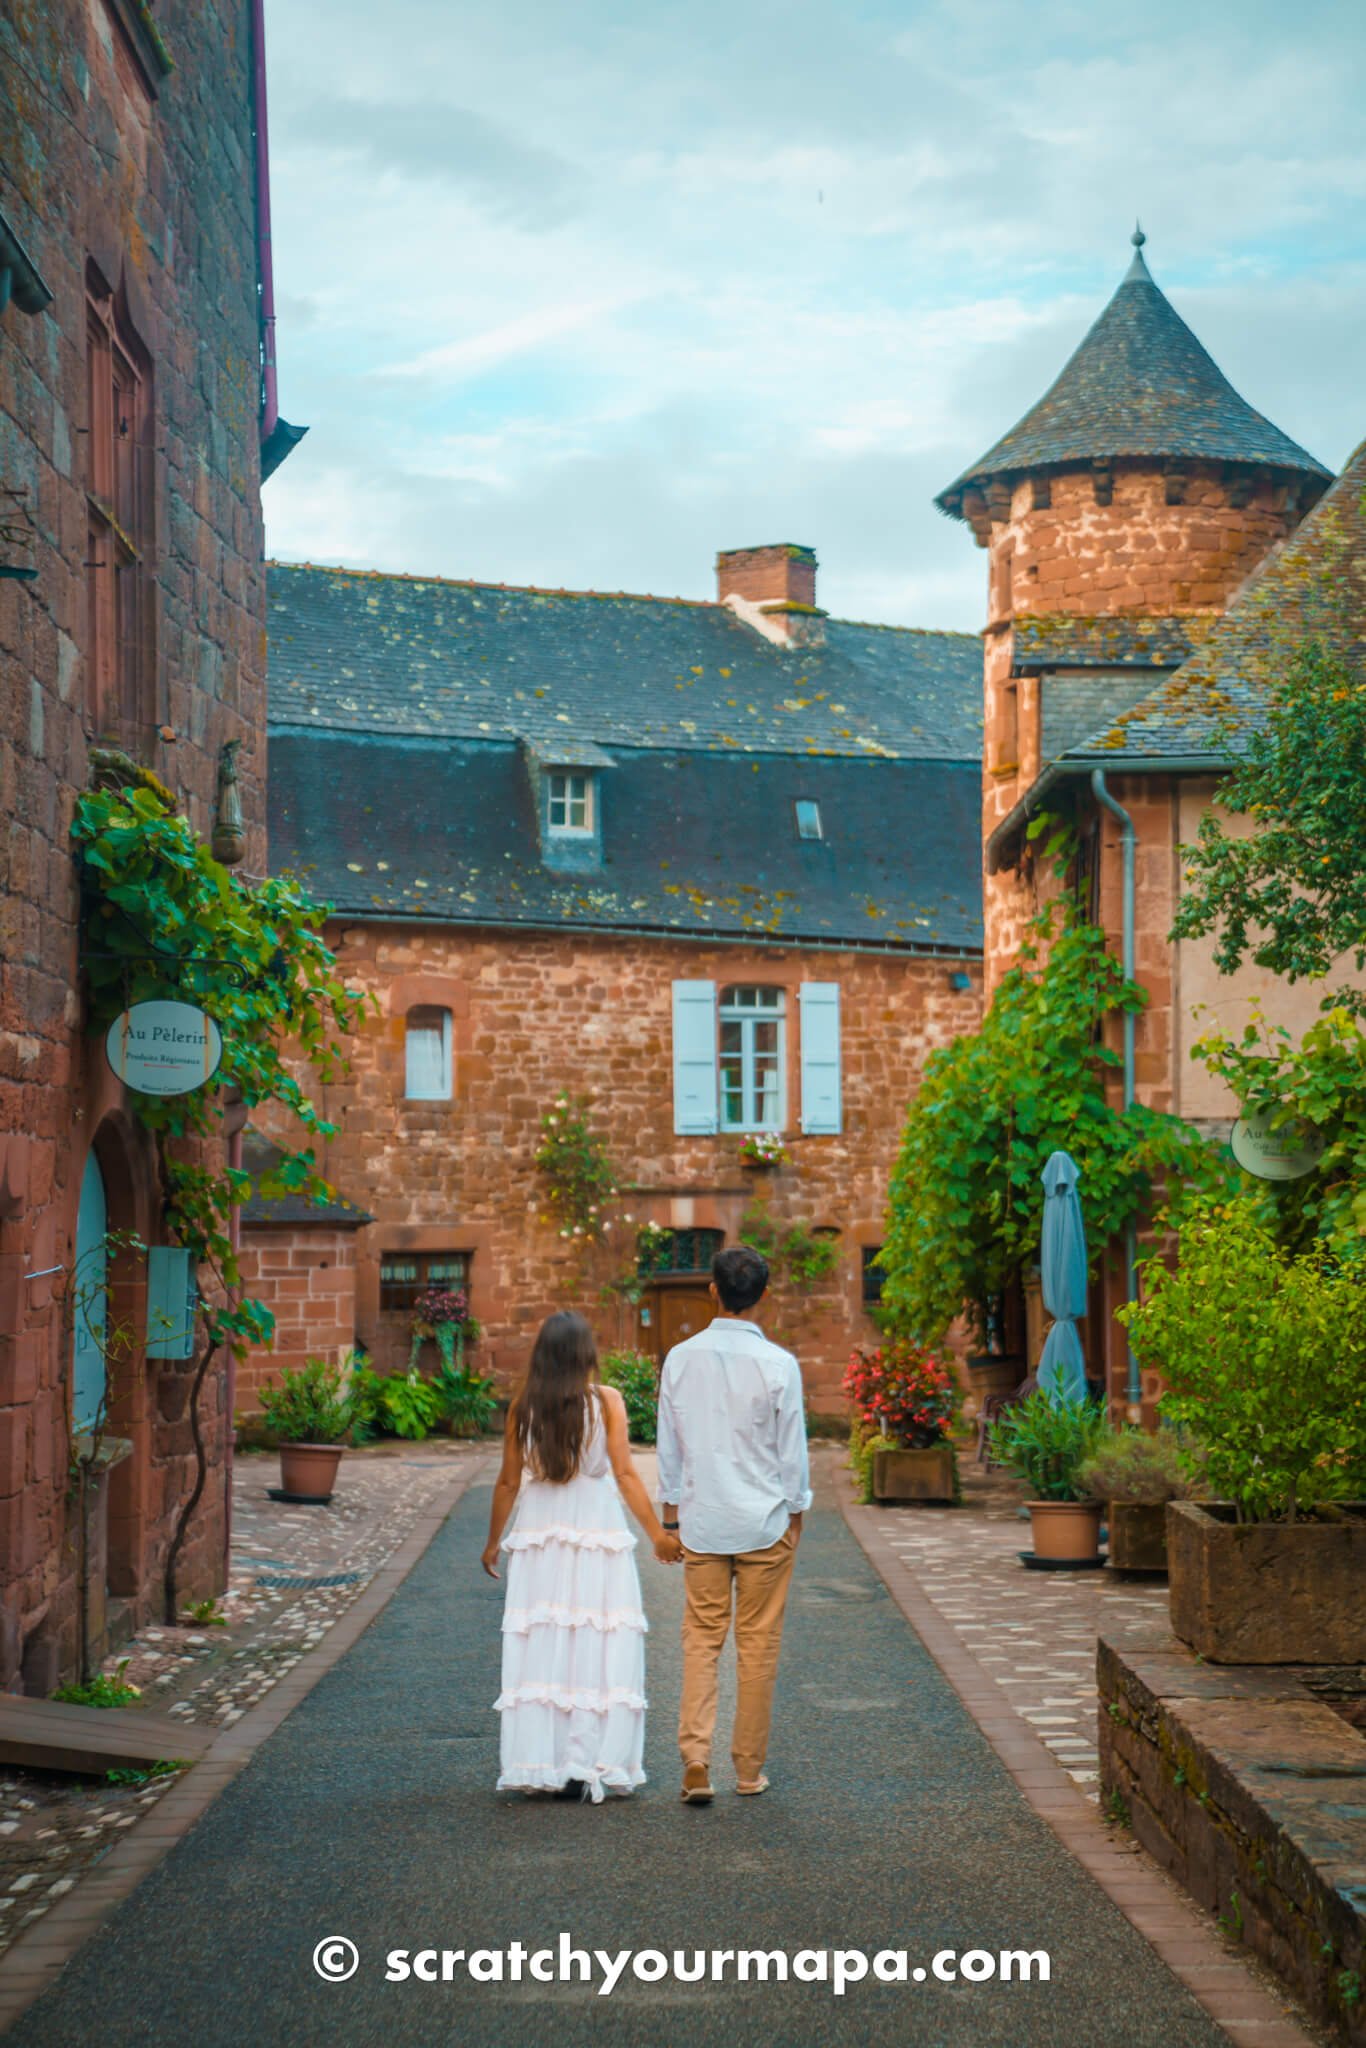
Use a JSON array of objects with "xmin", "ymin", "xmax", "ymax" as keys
[
  {"xmin": 739, "ymin": 1207, "xmax": 841, "ymax": 1291},
  {"xmin": 880, "ymin": 902, "xmax": 1224, "ymax": 1344},
  {"xmin": 73, "ymin": 779, "xmax": 367, "ymax": 1357},
  {"xmin": 534, "ymin": 1091, "xmax": 618, "ymax": 1243}
]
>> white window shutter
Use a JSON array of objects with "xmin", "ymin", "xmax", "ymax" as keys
[
  {"xmin": 799, "ymin": 982, "xmax": 842, "ymax": 1135},
  {"xmin": 405, "ymin": 1008, "xmax": 452, "ymax": 1100},
  {"xmin": 671, "ymin": 981, "xmax": 718, "ymax": 1134}
]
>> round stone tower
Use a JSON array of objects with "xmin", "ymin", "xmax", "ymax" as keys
[{"xmin": 937, "ymin": 229, "xmax": 1332, "ymax": 975}]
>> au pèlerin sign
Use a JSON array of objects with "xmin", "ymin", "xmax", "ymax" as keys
[
  {"xmin": 105, "ymin": 999, "xmax": 223, "ymax": 1097},
  {"xmin": 1230, "ymin": 1108, "xmax": 1325, "ymax": 1182}
]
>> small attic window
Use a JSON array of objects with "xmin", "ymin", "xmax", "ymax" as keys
[
  {"xmin": 794, "ymin": 798, "xmax": 823, "ymax": 842},
  {"xmin": 547, "ymin": 770, "xmax": 594, "ymax": 835}
]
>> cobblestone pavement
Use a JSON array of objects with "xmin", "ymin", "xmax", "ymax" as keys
[
  {"xmin": 0, "ymin": 1442, "xmax": 477, "ymax": 1959},
  {"xmin": 870, "ymin": 1462, "xmax": 1168, "ymax": 1801}
]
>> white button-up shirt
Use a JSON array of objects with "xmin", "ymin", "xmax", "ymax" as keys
[{"xmin": 656, "ymin": 1317, "xmax": 812, "ymax": 1555}]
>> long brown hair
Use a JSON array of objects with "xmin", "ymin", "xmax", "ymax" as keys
[{"xmin": 515, "ymin": 1311, "xmax": 599, "ymax": 1483}]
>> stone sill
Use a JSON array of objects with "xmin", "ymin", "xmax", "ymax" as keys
[{"xmin": 1098, "ymin": 1614, "xmax": 1365, "ymax": 2045}]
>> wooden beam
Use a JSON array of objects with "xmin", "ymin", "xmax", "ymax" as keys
[{"xmin": 0, "ymin": 1695, "xmax": 213, "ymax": 1776}]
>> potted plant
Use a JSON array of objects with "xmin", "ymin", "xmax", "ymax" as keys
[
  {"xmin": 257, "ymin": 1357, "xmax": 354, "ymax": 1501},
  {"xmin": 409, "ymin": 1285, "xmax": 492, "ymax": 1436},
  {"xmin": 989, "ymin": 1390, "xmax": 1110, "ymax": 1564},
  {"xmin": 843, "ymin": 1340, "xmax": 961, "ymax": 1503},
  {"xmin": 1121, "ymin": 1201, "xmax": 1366, "ymax": 1662},
  {"xmin": 1078, "ymin": 1429, "xmax": 1196, "ymax": 1573}
]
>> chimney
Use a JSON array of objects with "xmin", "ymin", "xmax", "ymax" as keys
[{"xmin": 716, "ymin": 543, "xmax": 826, "ymax": 648}]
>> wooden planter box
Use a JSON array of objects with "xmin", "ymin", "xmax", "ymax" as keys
[
  {"xmin": 872, "ymin": 1444, "xmax": 957, "ymax": 1504},
  {"xmin": 1167, "ymin": 1500, "xmax": 1366, "ymax": 1664},
  {"xmin": 1108, "ymin": 1501, "xmax": 1169, "ymax": 1574}
]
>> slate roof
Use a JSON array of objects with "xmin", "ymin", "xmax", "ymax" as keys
[
  {"xmin": 268, "ymin": 730, "xmax": 983, "ymax": 953},
  {"xmin": 1011, "ymin": 613, "xmax": 1207, "ymax": 674},
  {"xmin": 937, "ymin": 238, "xmax": 1330, "ymax": 519},
  {"xmin": 267, "ymin": 563, "xmax": 981, "ymax": 762},
  {"xmin": 1064, "ymin": 437, "xmax": 1366, "ymax": 760},
  {"xmin": 238, "ymin": 1130, "xmax": 372, "ymax": 1228}
]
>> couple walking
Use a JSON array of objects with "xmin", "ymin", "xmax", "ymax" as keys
[{"xmin": 481, "ymin": 1245, "xmax": 811, "ymax": 1804}]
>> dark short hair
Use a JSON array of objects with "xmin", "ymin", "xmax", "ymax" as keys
[{"xmin": 713, "ymin": 1244, "xmax": 769, "ymax": 1313}]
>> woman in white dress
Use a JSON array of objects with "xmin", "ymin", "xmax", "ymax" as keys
[{"xmin": 481, "ymin": 1311, "xmax": 681, "ymax": 1801}]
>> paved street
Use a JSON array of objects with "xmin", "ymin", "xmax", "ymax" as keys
[{"xmin": 8, "ymin": 1469, "xmax": 1229, "ymax": 2048}]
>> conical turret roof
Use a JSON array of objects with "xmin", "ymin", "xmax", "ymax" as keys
[{"xmin": 937, "ymin": 232, "xmax": 1330, "ymax": 519}]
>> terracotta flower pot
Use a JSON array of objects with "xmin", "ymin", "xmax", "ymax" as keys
[
  {"xmin": 278, "ymin": 1443, "xmax": 343, "ymax": 1501},
  {"xmin": 1026, "ymin": 1500, "xmax": 1103, "ymax": 1563},
  {"xmin": 872, "ymin": 1443, "xmax": 957, "ymax": 1504}
]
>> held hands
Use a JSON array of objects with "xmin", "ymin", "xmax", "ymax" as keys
[{"xmin": 653, "ymin": 1530, "xmax": 684, "ymax": 1565}]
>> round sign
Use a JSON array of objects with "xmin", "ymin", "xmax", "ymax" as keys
[
  {"xmin": 1231, "ymin": 1109, "xmax": 1325, "ymax": 1182},
  {"xmin": 105, "ymin": 1000, "xmax": 223, "ymax": 1097}
]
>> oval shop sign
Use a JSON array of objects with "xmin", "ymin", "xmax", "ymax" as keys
[
  {"xmin": 106, "ymin": 1000, "xmax": 224, "ymax": 1098},
  {"xmin": 1231, "ymin": 1108, "xmax": 1325, "ymax": 1182}
]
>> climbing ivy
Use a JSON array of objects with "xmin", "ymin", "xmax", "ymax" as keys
[
  {"xmin": 73, "ymin": 779, "xmax": 366, "ymax": 1356},
  {"xmin": 880, "ymin": 905, "xmax": 1222, "ymax": 1344},
  {"xmin": 534, "ymin": 1091, "xmax": 618, "ymax": 1243}
]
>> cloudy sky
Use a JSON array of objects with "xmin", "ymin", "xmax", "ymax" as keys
[{"xmin": 263, "ymin": 0, "xmax": 1366, "ymax": 631}]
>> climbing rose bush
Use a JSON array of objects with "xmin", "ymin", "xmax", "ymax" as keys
[{"xmin": 844, "ymin": 1341, "xmax": 961, "ymax": 1449}]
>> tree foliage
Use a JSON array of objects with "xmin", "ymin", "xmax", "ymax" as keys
[
  {"xmin": 1171, "ymin": 634, "xmax": 1366, "ymax": 1006},
  {"xmin": 880, "ymin": 908, "xmax": 1219, "ymax": 1343}
]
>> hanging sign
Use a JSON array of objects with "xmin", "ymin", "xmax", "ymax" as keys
[
  {"xmin": 105, "ymin": 1000, "xmax": 223, "ymax": 1097},
  {"xmin": 1231, "ymin": 1109, "xmax": 1325, "ymax": 1182}
]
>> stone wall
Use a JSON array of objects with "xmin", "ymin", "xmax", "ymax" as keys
[
  {"xmin": 244, "ymin": 924, "xmax": 983, "ymax": 1414},
  {"xmin": 0, "ymin": 0, "xmax": 267, "ymax": 1686},
  {"xmin": 236, "ymin": 1226, "xmax": 360, "ymax": 1411}
]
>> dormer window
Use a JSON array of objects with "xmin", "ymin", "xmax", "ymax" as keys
[
  {"xmin": 794, "ymin": 798, "xmax": 823, "ymax": 842},
  {"xmin": 547, "ymin": 771, "xmax": 594, "ymax": 835}
]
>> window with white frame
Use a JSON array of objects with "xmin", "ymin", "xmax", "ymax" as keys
[
  {"xmin": 719, "ymin": 986, "xmax": 785, "ymax": 1131},
  {"xmin": 546, "ymin": 771, "xmax": 594, "ymax": 835},
  {"xmin": 404, "ymin": 1005, "xmax": 452, "ymax": 1100}
]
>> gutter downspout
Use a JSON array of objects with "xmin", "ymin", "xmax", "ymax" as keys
[
  {"xmin": 1089, "ymin": 770, "xmax": 1142, "ymax": 1415},
  {"xmin": 250, "ymin": 0, "xmax": 277, "ymax": 444}
]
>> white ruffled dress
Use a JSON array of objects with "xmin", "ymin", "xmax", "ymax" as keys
[{"xmin": 495, "ymin": 1394, "xmax": 647, "ymax": 1801}]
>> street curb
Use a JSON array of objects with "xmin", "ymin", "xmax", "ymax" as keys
[
  {"xmin": 837, "ymin": 1470, "xmax": 1320, "ymax": 2048},
  {"xmin": 0, "ymin": 1453, "xmax": 491, "ymax": 2036}
]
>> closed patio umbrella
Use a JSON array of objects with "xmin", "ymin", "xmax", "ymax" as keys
[{"xmin": 1037, "ymin": 1149, "xmax": 1088, "ymax": 1405}]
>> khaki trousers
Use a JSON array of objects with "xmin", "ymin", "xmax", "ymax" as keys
[{"xmin": 678, "ymin": 1525, "xmax": 798, "ymax": 1781}]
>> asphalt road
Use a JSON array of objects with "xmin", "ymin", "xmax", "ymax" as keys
[{"xmin": 8, "ymin": 1469, "xmax": 1227, "ymax": 2048}]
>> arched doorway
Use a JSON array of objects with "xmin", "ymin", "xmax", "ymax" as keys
[{"xmin": 72, "ymin": 1149, "xmax": 108, "ymax": 1435}]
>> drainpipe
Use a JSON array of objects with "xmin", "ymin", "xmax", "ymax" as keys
[
  {"xmin": 249, "ymin": 0, "xmax": 277, "ymax": 444},
  {"xmin": 224, "ymin": 1125, "xmax": 242, "ymax": 1577},
  {"xmin": 1089, "ymin": 770, "xmax": 1141, "ymax": 1414}
]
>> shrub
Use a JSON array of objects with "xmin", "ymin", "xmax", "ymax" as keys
[
  {"xmin": 1120, "ymin": 1199, "xmax": 1366, "ymax": 1522},
  {"xmin": 843, "ymin": 1339, "xmax": 960, "ymax": 1448},
  {"xmin": 989, "ymin": 1391, "xmax": 1111, "ymax": 1502},
  {"xmin": 847, "ymin": 1419, "xmax": 899, "ymax": 1504},
  {"xmin": 434, "ymin": 1358, "xmax": 498, "ymax": 1438},
  {"xmin": 601, "ymin": 1349, "xmax": 658, "ymax": 1443},
  {"xmin": 257, "ymin": 1358, "xmax": 352, "ymax": 1446},
  {"xmin": 347, "ymin": 1365, "xmax": 443, "ymax": 1443},
  {"xmin": 1078, "ymin": 1429, "xmax": 1197, "ymax": 1505}
]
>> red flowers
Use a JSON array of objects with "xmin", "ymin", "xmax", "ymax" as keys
[{"xmin": 844, "ymin": 1340, "xmax": 960, "ymax": 1449}]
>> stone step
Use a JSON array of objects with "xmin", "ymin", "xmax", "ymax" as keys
[{"xmin": 0, "ymin": 1695, "xmax": 214, "ymax": 1776}]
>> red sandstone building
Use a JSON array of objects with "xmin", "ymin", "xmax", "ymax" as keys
[
  {"xmin": 251, "ymin": 547, "xmax": 984, "ymax": 1412},
  {"xmin": 0, "ymin": 0, "xmax": 297, "ymax": 1689},
  {"xmin": 936, "ymin": 229, "xmax": 1355, "ymax": 1414}
]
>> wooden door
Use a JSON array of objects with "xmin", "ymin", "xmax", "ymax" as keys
[{"xmin": 641, "ymin": 1284, "xmax": 713, "ymax": 1363}]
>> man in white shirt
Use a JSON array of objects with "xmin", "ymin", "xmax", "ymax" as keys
[{"xmin": 656, "ymin": 1244, "xmax": 812, "ymax": 1804}]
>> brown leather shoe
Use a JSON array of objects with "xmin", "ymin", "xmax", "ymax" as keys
[{"xmin": 681, "ymin": 1763, "xmax": 714, "ymax": 1804}]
